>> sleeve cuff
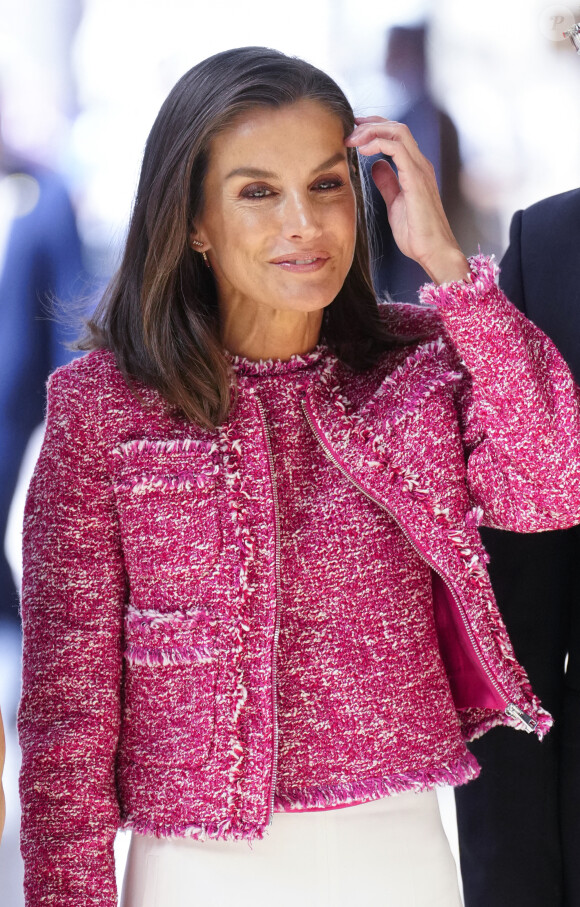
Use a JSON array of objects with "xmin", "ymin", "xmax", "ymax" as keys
[{"xmin": 418, "ymin": 254, "xmax": 499, "ymax": 309}]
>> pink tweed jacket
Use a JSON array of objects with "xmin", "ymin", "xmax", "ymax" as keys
[{"xmin": 18, "ymin": 257, "xmax": 580, "ymax": 906}]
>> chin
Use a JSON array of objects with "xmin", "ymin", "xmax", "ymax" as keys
[
  {"xmin": 282, "ymin": 284, "xmax": 343, "ymax": 312},
  {"xmin": 283, "ymin": 297, "xmax": 335, "ymax": 313}
]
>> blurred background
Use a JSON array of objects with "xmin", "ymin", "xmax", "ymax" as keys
[{"xmin": 1, "ymin": 0, "xmax": 579, "ymax": 902}]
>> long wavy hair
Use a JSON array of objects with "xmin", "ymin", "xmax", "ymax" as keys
[{"xmin": 81, "ymin": 46, "xmax": 399, "ymax": 429}]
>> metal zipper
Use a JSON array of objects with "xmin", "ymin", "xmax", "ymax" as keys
[
  {"xmin": 255, "ymin": 396, "xmax": 283, "ymax": 822},
  {"xmin": 301, "ymin": 398, "xmax": 537, "ymax": 734},
  {"xmin": 505, "ymin": 702, "xmax": 537, "ymax": 732}
]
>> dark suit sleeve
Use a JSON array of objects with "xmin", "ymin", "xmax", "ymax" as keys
[{"xmin": 498, "ymin": 210, "xmax": 526, "ymax": 315}]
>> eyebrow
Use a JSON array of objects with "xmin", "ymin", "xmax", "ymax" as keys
[{"xmin": 225, "ymin": 151, "xmax": 347, "ymax": 181}]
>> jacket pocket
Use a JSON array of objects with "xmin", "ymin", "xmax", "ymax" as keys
[
  {"xmin": 120, "ymin": 606, "xmax": 219, "ymax": 769},
  {"xmin": 112, "ymin": 446, "xmax": 223, "ymax": 592}
]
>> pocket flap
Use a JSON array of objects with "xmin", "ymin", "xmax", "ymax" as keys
[{"xmin": 124, "ymin": 606, "xmax": 218, "ymax": 666}]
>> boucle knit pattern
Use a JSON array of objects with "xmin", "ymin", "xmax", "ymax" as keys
[
  {"xmin": 18, "ymin": 257, "xmax": 580, "ymax": 906},
  {"xmin": 232, "ymin": 351, "xmax": 478, "ymax": 812}
]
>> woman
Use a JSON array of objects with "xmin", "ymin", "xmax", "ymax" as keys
[{"xmin": 18, "ymin": 47, "xmax": 580, "ymax": 907}]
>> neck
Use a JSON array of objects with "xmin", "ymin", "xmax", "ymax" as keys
[{"xmin": 220, "ymin": 302, "xmax": 324, "ymax": 361}]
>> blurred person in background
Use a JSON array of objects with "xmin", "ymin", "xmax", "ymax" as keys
[
  {"xmin": 0, "ymin": 91, "xmax": 85, "ymax": 625},
  {"xmin": 16, "ymin": 46, "xmax": 580, "ymax": 907},
  {"xmin": 363, "ymin": 23, "xmax": 485, "ymax": 302},
  {"xmin": 455, "ymin": 186, "xmax": 580, "ymax": 907}
]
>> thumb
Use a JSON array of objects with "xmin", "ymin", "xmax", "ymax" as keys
[{"xmin": 371, "ymin": 158, "xmax": 400, "ymax": 210}]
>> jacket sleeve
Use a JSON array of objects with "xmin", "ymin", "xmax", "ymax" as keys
[
  {"xmin": 18, "ymin": 365, "xmax": 126, "ymax": 907},
  {"xmin": 419, "ymin": 254, "xmax": 580, "ymax": 532}
]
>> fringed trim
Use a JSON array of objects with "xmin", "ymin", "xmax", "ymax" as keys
[
  {"xmin": 418, "ymin": 254, "xmax": 499, "ymax": 307},
  {"xmin": 320, "ymin": 338, "xmax": 461, "ymax": 450},
  {"xmin": 275, "ymin": 754, "xmax": 480, "ymax": 811},
  {"xmin": 369, "ymin": 453, "xmax": 491, "ymax": 592},
  {"xmin": 228, "ymin": 345, "xmax": 327, "ymax": 377},
  {"xmin": 316, "ymin": 352, "xmax": 344, "ymax": 403},
  {"xmin": 125, "ymin": 605, "xmax": 213, "ymax": 631},
  {"xmin": 121, "ymin": 814, "xmax": 265, "ymax": 843},
  {"xmin": 462, "ymin": 704, "xmax": 553, "ymax": 742},
  {"xmin": 467, "ymin": 253, "xmax": 500, "ymax": 291},
  {"xmin": 124, "ymin": 606, "xmax": 218, "ymax": 666},
  {"xmin": 113, "ymin": 438, "xmax": 219, "ymax": 457},
  {"xmin": 124, "ymin": 644, "xmax": 214, "ymax": 667},
  {"xmin": 465, "ymin": 505, "xmax": 485, "ymax": 528},
  {"xmin": 460, "ymin": 708, "xmax": 509, "ymax": 742},
  {"xmin": 528, "ymin": 706, "xmax": 553, "ymax": 740},
  {"xmin": 367, "ymin": 369, "xmax": 463, "ymax": 439},
  {"xmin": 115, "ymin": 465, "xmax": 219, "ymax": 494},
  {"xmin": 217, "ymin": 422, "xmax": 254, "ymax": 822},
  {"xmin": 377, "ymin": 337, "xmax": 447, "ymax": 392}
]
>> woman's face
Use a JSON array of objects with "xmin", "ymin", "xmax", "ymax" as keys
[{"xmin": 194, "ymin": 99, "xmax": 357, "ymax": 320}]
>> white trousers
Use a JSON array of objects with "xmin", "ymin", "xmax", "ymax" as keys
[{"xmin": 121, "ymin": 790, "xmax": 462, "ymax": 907}]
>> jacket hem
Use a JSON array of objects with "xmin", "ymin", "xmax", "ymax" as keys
[
  {"xmin": 461, "ymin": 705, "xmax": 553, "ymax": 742},
  {"xmin": 273, "ymin": 753, "xmax": 480, "ymax": 812},
  {"xmin": 121, "ymin": 814, "xmax": 267, "ymax": 842}
]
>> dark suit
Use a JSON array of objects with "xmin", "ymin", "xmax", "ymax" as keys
[{"xmin": 455, "ymin": 188, "xmax": 580, "ymax": 907}]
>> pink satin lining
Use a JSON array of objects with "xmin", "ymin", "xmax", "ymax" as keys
[{"xmin": 431, "ymin": 572, "xmax": 506, "ymax": 711}]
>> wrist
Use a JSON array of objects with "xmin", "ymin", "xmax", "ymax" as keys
[{"xmin": 421, "ymin": 247, "xmax": 471, "ymax": 286}]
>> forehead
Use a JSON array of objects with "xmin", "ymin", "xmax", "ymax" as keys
[{"xmin": 206, "ymin": 100, "xmax": 347, "ymax": 176}]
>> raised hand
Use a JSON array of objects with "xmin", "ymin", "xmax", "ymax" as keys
[{"xmin": 346, "ymin": 116, "xmax": 470, "ymax": 285}]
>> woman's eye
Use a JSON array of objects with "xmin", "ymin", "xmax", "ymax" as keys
[
  {"xmin": 313, "ymin": 178, "xmax": 344, "ymax": 192},
  {"xmin": 240, "ymin": 185, "xmax": 274, "ymax": 199}
]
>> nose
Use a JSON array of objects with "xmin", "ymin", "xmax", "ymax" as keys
[{"xmin": 281, "ymin": 190, "xmax": 322, "ymax": 242}]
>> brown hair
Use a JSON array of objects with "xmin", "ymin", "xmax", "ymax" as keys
[{"xmin": 82, "ymin": 46, "xmax": 398, "ymax": 429}]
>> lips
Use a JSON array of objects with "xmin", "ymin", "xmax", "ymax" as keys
[
  {"xmin": 269, "ymin": 251, "xmax": 330, "ymax": 265},
  {"xmin": 269, "ymin": 251, "xmax": 331, "ymax": 273}
]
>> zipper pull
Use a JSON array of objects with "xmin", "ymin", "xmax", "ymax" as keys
[{"xmin": 505, "ymin": 702, "xmax": 537, "ymax": 733}]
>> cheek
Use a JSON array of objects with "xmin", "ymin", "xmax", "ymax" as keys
[
  {"xmin": 212, "ymin": 238, "xmax": 266, "ymax": 293},
  {"xmin": 220, "ymin": 211, "xmax": 275, "ymax": 259},
  {"xmin": 333, "ymin": 196, "xmax": 357, "ymax": 241},
  {"xmin": 336, "ymin": 210, "xmax": 357, "ymax": 263}
]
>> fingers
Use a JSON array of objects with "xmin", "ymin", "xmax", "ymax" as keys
[
  {"xmin": 370, "ymin": 159, "xmax": 400, "ymax": 209},
  {"xmin": 347, "ymin": 119, "xmax": 437, "ymax": 205},
  {"xmin": 346, "ymin": 119, "xmax": 421, "ymax": 163},
  {"xmin": 347, "ymin": 117, "xmax": 458, "ymax": 272},
  {"xmin": 349, "ymin": 118, "xmax": 419, "ymax": 145},
  {"xmin": 354, "ymin": 115, "xmax": 389, "ymax": 124}
]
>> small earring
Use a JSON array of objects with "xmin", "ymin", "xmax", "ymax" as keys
[{"xmin": 191, "ymin": 238, "xmax": 210, "ymax": 268}]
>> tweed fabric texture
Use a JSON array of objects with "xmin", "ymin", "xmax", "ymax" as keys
[
  {"xmin": 18, "ymin": 256, "xmax": 580, "ymax": 906},
  {"xmin": 231, "ymin": 350, "xmax": 477, "ymax": 812}
]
